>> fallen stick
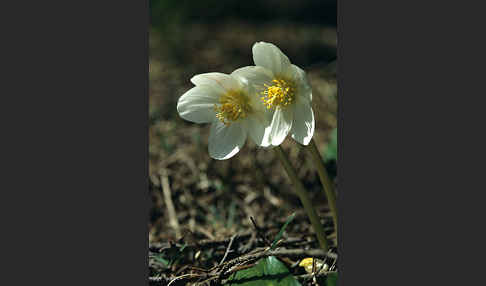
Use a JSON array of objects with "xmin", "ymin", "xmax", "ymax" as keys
[{"xmin": 160, "ymin": 169, "xmax": 181, "ymax": 239}]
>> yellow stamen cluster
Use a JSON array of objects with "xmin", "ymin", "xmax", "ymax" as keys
[
  {"xmin": 261, "ymin": 78, "xmax": 295, "ymax": 109},
  {"xmin": 214, "ymin": 90, "xmax": 251, "ymax": 125}
]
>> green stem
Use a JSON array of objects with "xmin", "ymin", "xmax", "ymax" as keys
[
  {"xmin": 274, "ymin": 146, "xmax": 329, "ymax": 251},
  {"xmin": 307, "ymin": 138, "xmax": 338, "ymax": 236}
]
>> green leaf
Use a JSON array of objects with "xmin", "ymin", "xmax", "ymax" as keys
[
  {"xmin": 179, "ymin": 243, "xmax": 187, "ymax": 252},
  {"xmin": 324, "ymin": 128, "xmax": 338, "ymax": 162},
  {"xmin": 271, "ymin": 213, "xmax": 296, "ymax": 250},
  {"xmin": 152, "ymin": 255, "xmax": 169, "ymax": 266},
  {"xmin": 225, "ymin": 256, "xmax": 301, "ymax": 286}
]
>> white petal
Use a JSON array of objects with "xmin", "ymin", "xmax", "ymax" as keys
[
  {"xmin": 231, "ymin": 66, "xmax": 274, "ymax": 88},
  {"xmin": 208, "ymin": 121, "xmax": 247, "ymax": 160},
  {"xmin": 231, "ymin": 66, "xmax": 274, "ymax": 114},
  {"xmin": 191, "ymin": 72, "xmax": 242, "ymax": 93},
  {"xmin": 243, "ymin": 115, "xmax": 272, "ymax": 147},
  {"xmin": 269, "ymin": 107, "xmax": 293, "ymax": 146},
  {"xmin": 286, "ymin": 64, "xmax": 312, "ymax": 102},
  {"xmin": 290, "ymin": 100, "xmax": 315, "ymax": 145},
  {"xmin": 252, "ymin": 42, "xmax": 292, "ymax": 76},
  {"xmin": 177, "ymin": 86, "xmax": 219, "ymax": 123}
]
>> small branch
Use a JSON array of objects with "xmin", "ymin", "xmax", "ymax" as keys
[
  {"xmin": 219, "ymin": 234, "xmax": 237, "ymax": 265},
  {"xmin": 218, "ymin": 248, "xmax": 337, "ymax": 278},
  {"xmin": 167, "ymin": 273, "xmax": 201, "ymax": 286},
  {"xmin": 217, "ymin": 249, "xmax": 337, "ymax": 284},
  {"xmin": 239, "ymin": 231, "xmax": 256, "ymax": 253},
  {"xmin": 149, "ymin": 232, "xmax": 254, "ymax": 253},
  {"xmin": 148, "ymin": 275, "xmax": 171, "ymax": 285},
  {"xmin": 268, "ymin": 248, "xmax": 337, "ymax": 260},
  {"xmin": 150, "ymin": 246, "xmax": 337, "ymax": 285},
  {"xmin": 296, "ymin": 271, "xmax": 338, "ymax": 283},
  {"xmin": 160, "ymin": 169, "xmax": 181, "ymax": 239},
  {"xmin": 250, "ymin": 216, "xmax": 272, "ymax": 246}
]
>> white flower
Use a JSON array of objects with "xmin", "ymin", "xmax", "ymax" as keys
[
  {"xmin": 232, "ymin": 42, "xmax": 315, "ymax": 146},
  {"xmin": 177, "ymin": 72, "xmax": 271, "ymax": 160}
]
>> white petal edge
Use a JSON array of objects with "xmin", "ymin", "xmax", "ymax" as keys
[
  {"xmin": 269, "ymin": 107, "xmax": 293, "ymax": 146},
  {"xmin": 231, "ymin": 66, "xmax": 275, "ymax": 115},
  {"xmin": 177, "ymin": 86, "xmax": 220, "ymax": 123},
  {"xmin": 208, "ymin": 120, "xmax": 247, "ymax": 160},
  {"xmin": 191, "ymin": 72, "xmax": 242, "ymax": 93},
  {"xmin": 243, "ymin": 116, "xmax": 272, "ymax": 147},
  {"xmin": 290, "ymin": 99, "xmax": 315, "ymax": 145},
  {"xmin": 231, "ymin": 66, "xmax": 274, "ymax": 88},
  {"xmin": 252, "ymin": 42, "xmax": 292, "ymax": 76},
  {"xmin": 286, "ymin": 64, "xmax": 312, "ymax": 102}
]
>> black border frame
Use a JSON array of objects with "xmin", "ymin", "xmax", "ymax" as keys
[{"xmin": 4, "ymin": 0, "xmax": 471, "ymax": 285}]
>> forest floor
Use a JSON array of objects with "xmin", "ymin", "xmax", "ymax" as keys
[{"xmin": 149, "ymin": 20, "xmax": 338, "ymax": 286}]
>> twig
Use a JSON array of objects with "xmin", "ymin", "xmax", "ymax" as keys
[
  {"xmin": 250, "ymin": 216, "xmax": 272, "ymax": 246},
  {"xmin": 148, "ymin": 275, "xmax": 171, "ymax": 285},
  {"xmin": 267, "ymin": 248, "xmax": 337, "ymax": 260},
  {"xmin": 239, "ymin": 231, "xmax": 256, "ymax": 253},
  {"xmin": 160, "ymin": 169, "xmax": 181, "ymax": 239},
  {"xmin": 149, "ymin": 232, "xmax": 253, "ymax": 253},
  {"xmin": 217, "ymin": 248, "xmax": 337, "ymax": 279},
  {"xmin": 195, "ymin": 225, "xmax": 216, "ymax": 240},
  {"xmin": 150, "ymin": 247, "xmax": 337, "ymax": 285},
  {"xmin": 149, "ymin": 233, "xmax": 320, "ymax": 257},
  {"xmin": 219, "ymin": 234, "xmax": 237, "ymax": 265},
  {"xmin": 296, "ymin": 271, "xmax": 338, "ymax": 283},
  {"xmin": 167, "ymin": 273, "xmax": 201, "ymax": 286}
]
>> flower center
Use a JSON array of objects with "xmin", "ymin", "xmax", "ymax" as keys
[
  {"xmin": 214, "ymin": 90, "xmax": 252, "ymax": 125},
  {"xmin": 261, "ymin": 78, "xmax": 295, "ymax": 109}
]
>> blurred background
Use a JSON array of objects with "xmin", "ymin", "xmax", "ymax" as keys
[{"xmin": 149, "ymin": 0, "xmax": 338, "ymax": 250}]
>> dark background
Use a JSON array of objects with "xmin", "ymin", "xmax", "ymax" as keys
[{"xmin": 150, "ymin": 0, "xmax": 337, "ymax": 28}]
